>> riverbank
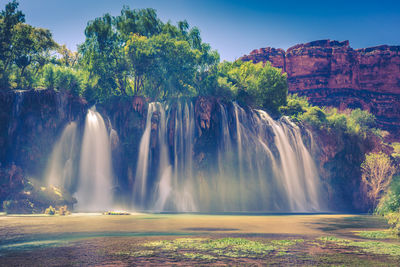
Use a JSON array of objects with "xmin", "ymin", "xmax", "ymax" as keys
[{"xmin": 0, "ymin": 214, "xmax": 398, "ymax": 265}]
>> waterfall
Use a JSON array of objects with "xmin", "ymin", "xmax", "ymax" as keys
[
  {"xmin": 7, "ymin": 91, "xmax": 24, "ymax": 137},
  {"xmin": 13, "ymin": 91, "xmax": 24, "ymax": 117},
  {"xmin": 162, "ymin": 102, "xmax": 196, "ymax": 211},
  {"xmin": 133, "ymin": 103, "xmax": 158, "ymax": 207},
  {"xmin": 45, "ymin": 122, "xmax": 78, "ymax": 191},
  {"xmin": 257, "ymin": 111, "xmax": 321, "ymax": 211},
  {"xmin": 39, "ymin": 99, "xmax": 323, "ymax": 212},
  {"xmin": 134, "ymin": 101, "xmax": 323, "ymax": 212},
  {"xmin": 135, "ymin": 102, "xmax": 196, "ymax": 211},
  {"xmin": 75, "ymin": 108, "xmax": 114, "ymax": 212}
]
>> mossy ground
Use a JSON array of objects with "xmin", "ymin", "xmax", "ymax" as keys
[
  {"xmin": 353, "ymin": 229, "xmax": 398, "ymax": 239},
  {"xmin": 1, "ymin": 214, "xmax": 399, "ymax": 266},
  {"xmin": 101, "ymin": 236, "xmax": 400, "ymax": 266}
]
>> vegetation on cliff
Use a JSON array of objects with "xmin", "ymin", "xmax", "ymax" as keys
[
  {"xmin": 280, "ymin": 94, "xmax": 399, "ymax": 212},
  {"xmin": 0, "ymin": 1, "xmax": 287, "ymax": 114}
]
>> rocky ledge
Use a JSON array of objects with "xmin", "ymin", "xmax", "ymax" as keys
[{"xmin": 241, "ymin": 40, "xmax": 400, "ymax": 138}]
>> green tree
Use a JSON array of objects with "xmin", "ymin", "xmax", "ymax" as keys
[
  {"xmin": 347, "ymin": 108, "xmax": 376, "ymax": 136},
  {"xmin": 57, "ymin": 45, "xmax": 78, "ymax": 67},
  {"xmin": 125, "ymin": 33, "xmax": 200, "ymax": 99},
  {"xmin": 392, "ymin": 143, "xmax": 400, "ymax": 159},
  {"xmin": 0, "ymin": 0, "xmax": 25, "ymax": 87},
  {"xmin": 0, "ymin": 1, "xmax": 57, "ymax": 89},
  {"xmin": 0, "ymin": 1, "xmax": 24, "ymax": 69},
  {"xmin": 39, "ymin": 64, "xmax": 86, "ymax": 96},
  {"xmin": 298, "ymin": 106, "xmax": 327, "ymax": 129},
  {"xmin": 279, "ymin": 94, "xmax": 309, "ymax": 117},
  {"xmin": 79, "ymin": 6, "xmax": 219, "ymax": 102},
  {"xmin": 116, "ymin": 7, "xmax": 162, "ymax": 39},
  {"xmin": 12, "ymin": 24, "xmax": 57, "ymax": 76},
  {"xmin": 79, "ymin": 13, "xmax": 129, "ymax": 99},
  {"xmin": 376, "ymin": 175, "xmax": 400, "ymax": 215},
  {"xmin": 216, "ymin": 60, "xmax": 287, "ymax": 113},
  {"xmin": 124, "ymin": 34, "xmax": 154, "ymax": 95}
]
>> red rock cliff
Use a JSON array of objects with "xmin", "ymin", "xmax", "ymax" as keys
[{"xmin": 241, "ymin": 40, "xmax": 400, "ymax": 137}]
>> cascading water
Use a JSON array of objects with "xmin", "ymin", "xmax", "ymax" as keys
[
  {"xmin": 134, "ymin": 101, "xmax": 324, "ymax": 212},
  {"xmin": 155, "ymin": 102, "xmax": 196, "ymax": 211},
  {"xmin": 45, "ymin": 122, "xmax": 78, "ymax": 191},
  {"xmin": 134, "ymin": 103, "xmax": 158, "ymax": 206},
  {"xmin": 257, "ymin": 110, "xmax": 321, "ymax": 211},
  {"xmin": 134, "ymin": 102, "xmax": 196, "ymax": 211},
  {"xmin": 13, "ymin": 90, "xmax": 24, "ymax": 117},
  {"xmin": 75, "ymin": 108, "xmax": 114, "ymax": 211},
  {"xmin": 7, "ymin": 91, "xmax": 24, "ymax": 137}
]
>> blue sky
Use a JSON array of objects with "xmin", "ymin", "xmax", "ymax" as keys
[{"xmin": 7, "ymin": 0, "xmax": 400, "ymax": 61}]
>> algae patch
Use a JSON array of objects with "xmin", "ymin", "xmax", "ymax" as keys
[
  {"xmin": 116, "ymin": 237, "xmax": 304, "ymax": 261},
  {"xmin": 318, "ymin": 236, "xmax": 400, "ymax": 257}
]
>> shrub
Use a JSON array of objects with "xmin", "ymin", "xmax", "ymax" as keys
[
  {"xmin": 279, "ymin": 94, "xmax": 309, "ymax": 117},
  {"xmin": 45, "ymin": 205, "xmax": 56, "ymax": 215},
  {"xmin": 57, "ymin": 205, "xmax": 70, "ymax": 216},
  {"xmin": 298, "ymin": 106, "xmax": 327, "ymax": 129},
  {"xmin": 392, "ymin": 143, "xmax": 400, "ymax": 159},
  {"xmin": 376, "ymin": 175, "xmax": 400, "ymax": 215},
  {"xmin": 216, "ymin": 60, "xmax": 288, "ymax": 114},
  {"xmin": 326, "ymin": 109, "xmax": 348, "ymax": 132},
  {"xmin": 40, "ymin": 64, "xmax": 87, "ymax": 96},
  {"xmin": 2, "ymin": 199, "xmax": 36, "ymax": 214},
  {"xmin": 384, "ymin": 213, "xmax": 400, "ymax": 235}
]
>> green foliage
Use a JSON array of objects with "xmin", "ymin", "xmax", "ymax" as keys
[
  {"xmin": 391, "ymin": 143, "xmax": 400, "ymax": 159},
  {"xmin": 384, "ymin": 213, "xmax": 400, "ymax": 235},
  {"xmin": 39, "ymin": 64, "xmax": 88, "ymax": 96},
  {"xmin": 44, "ymin": 205, "xmax": 70, "ymax": 215},
  {"xmin": 318, "ymin": 235, "xmax": 400, "ymax": 256},
  {"xmin": 116, "ymin": 7, "xmax": 162, "ymax": 39},
  {"xmin": 214, "ymin": 60, "xmax": 288, "ymax": 113},
  {"xmin": 57, "ymin": 45, "xmax": 78, "ymax": 67},
  {"xmin": 136, "ymin": 237, "xmax": 303, "ymax": 260},
  {"xmin": 0, "ymin": 1, "xmax": 58, "ymax": 89},
  {"xmin": 348, "ymin": 109, "xmax": 376, "ymax": 133},
  {"xmin": 376, "ymin": 175, "xmax": 400, "ymax": 215},
  {"xmin": 281, "ymin": 94, "xmax": 379, "ymax": 139},
  {"xmin": 298, "ymin": 106, "xmax": 327, "ymax": 129},
  {"xmin": 354, "ymin": 230, "xmax": 398, "ymax": 239},
  {"xmin": 78, "ymin": 13, "xmax": 128, "ymax": 100},
  {"xmin": 194, "ymin": 65, "xmax": 234, "ymax": 99},
  {"xmin": 279, "ymin": 94, "xmax": 309, "ymax": 117},
  {"xmin": 78, "ymin": 6, "xmax": 219, "ymax": 102},
  {"xmin": 1, "ymin": 2, "xmax": 286, "ymax": 108},
  {"xmin": 124, "ymin": 33, "xmax": 200, "ymax": 99},
  {"xmin": 0, "ymin": 0, "xmax": 25, "ymax": 87},
  {"xmin": 44, "ymin": 205, "xmax": 56, "ymax": 215}
]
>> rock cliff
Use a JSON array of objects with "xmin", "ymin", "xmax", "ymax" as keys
[
  {"xmin": 241, "ymin": 40, "xmax": 400, "ymax": 137},
  {"xmin": 0, "ymin": 90, "xmax": 384, "ymax": 212}
]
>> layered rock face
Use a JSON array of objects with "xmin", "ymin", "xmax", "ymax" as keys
[{"xmin": 241, "ymin": 40, "xmax": 400, "ymax": 137}]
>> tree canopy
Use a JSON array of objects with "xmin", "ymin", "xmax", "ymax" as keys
[
  {"xmin": 1, "ymin": 1, "xmax": 289, "ymax": 114},
  {"xmin": 0, "ymin": 1, "xmax": 57, "ymax": 89}
]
